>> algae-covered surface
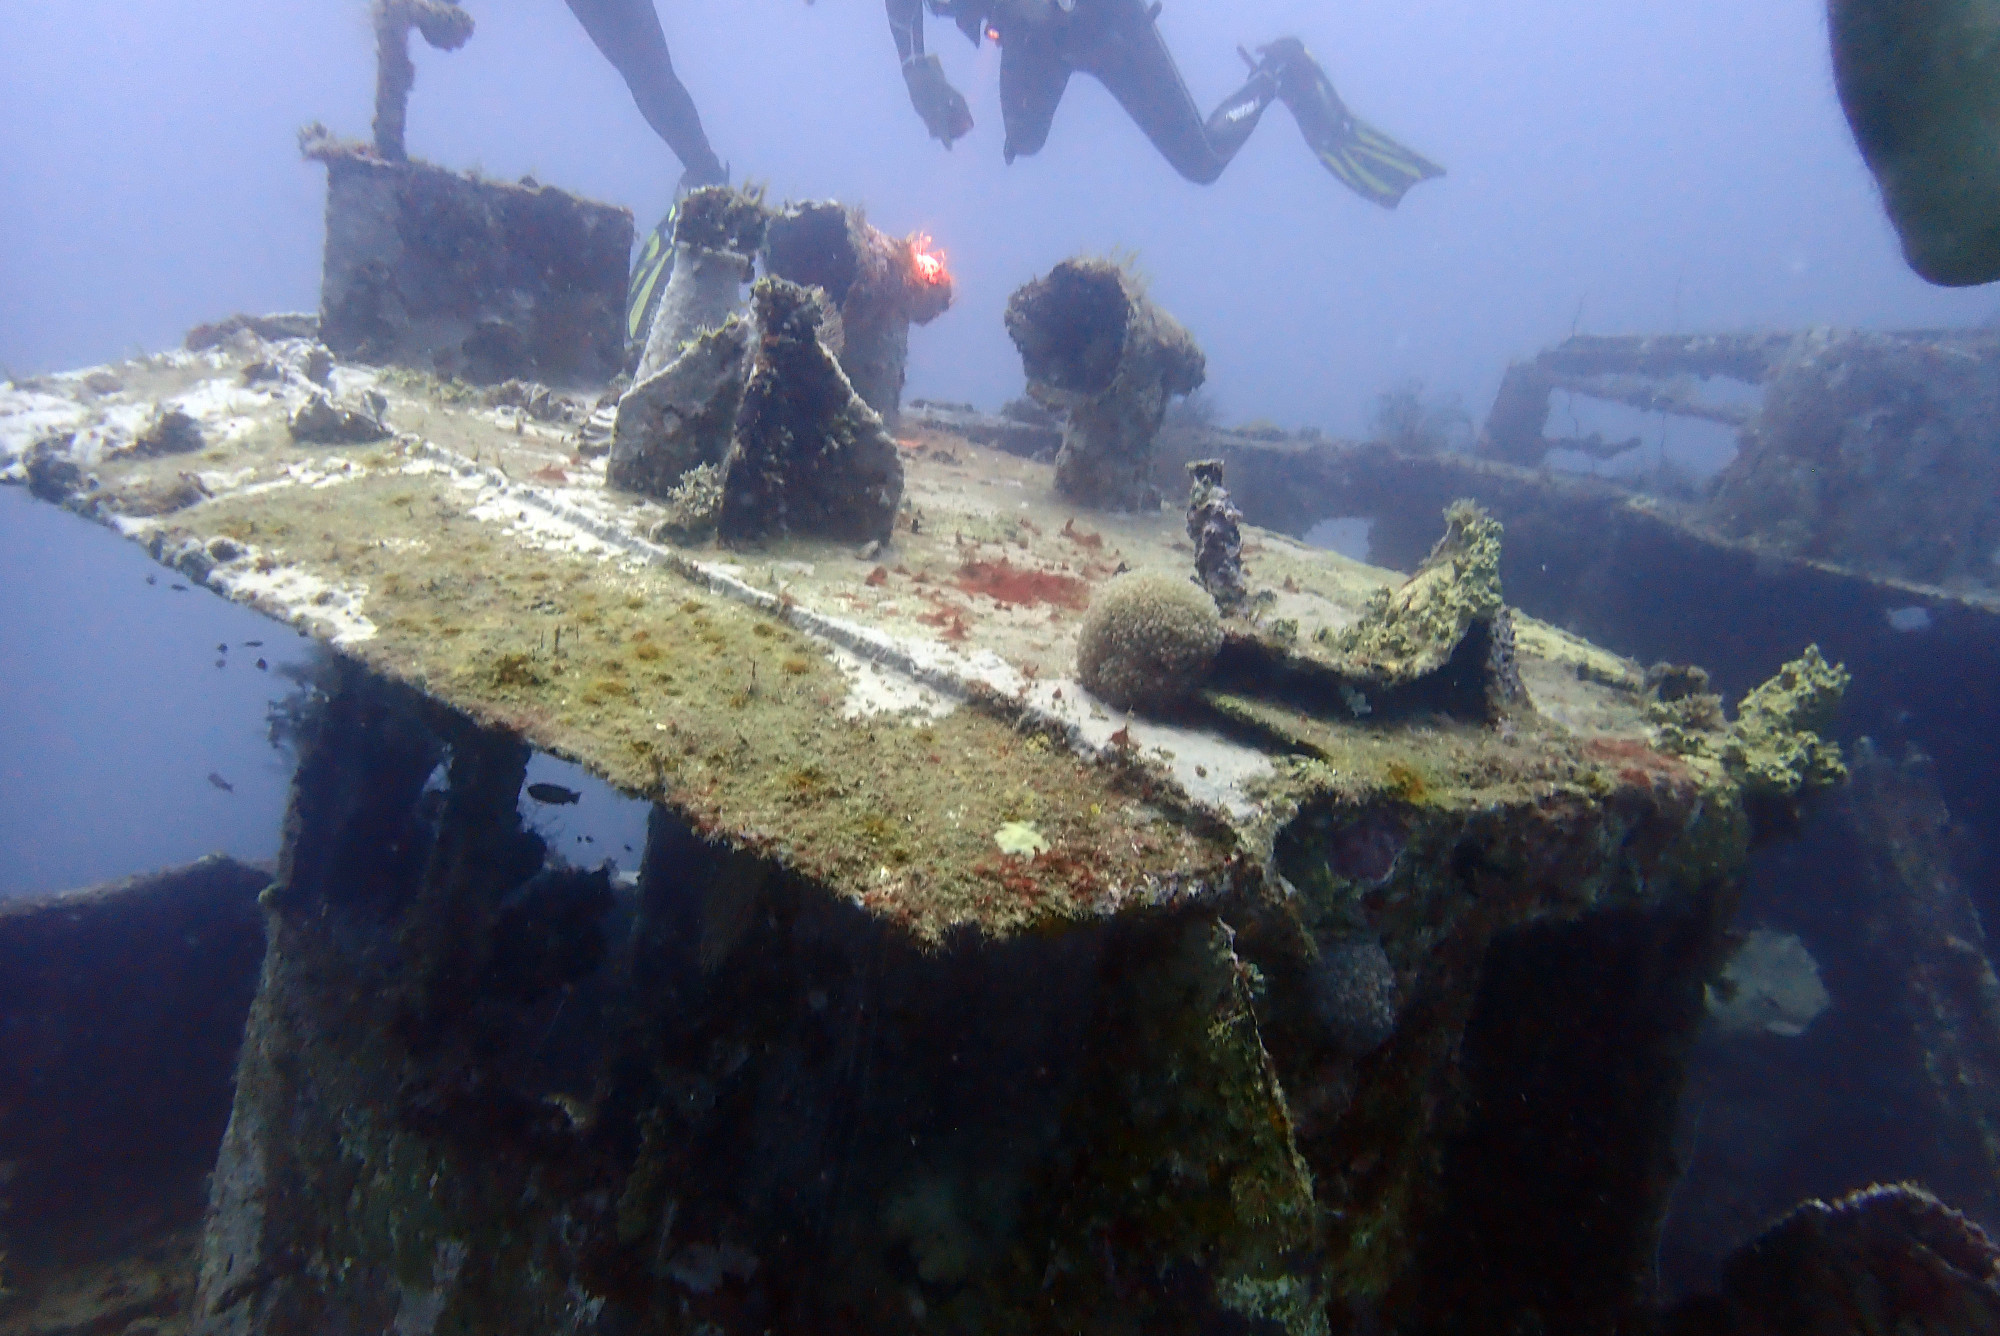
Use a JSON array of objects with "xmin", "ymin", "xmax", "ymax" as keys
[
  {"xmin": 5, "ymin": 337, "xmax": 1860, "ymax": 1336},
  {"xmin": 1, "ymin": 339, "xmax": 1709, "ymax": 941}
]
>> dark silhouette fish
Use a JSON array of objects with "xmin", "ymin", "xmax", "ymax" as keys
[
  {"xmin": 527, "ymin": 782, "xmax": 582, "ymax": 805},
  {"xmin": 1831, "ymin": 0, "xmax": 2000, "ymax": 285},
  {"xmin": 208, "ymin": 772, "xmax": 234, "ymax": 793}
]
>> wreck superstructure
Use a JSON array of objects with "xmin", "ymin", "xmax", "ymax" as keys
[
  {"xmin": 0, "ymin": 10, "xmax": 1942, "ymax": 1323},
  {"xmin": 0, "ymin": 316, "xmax": 1841, "ymax": 1334}
]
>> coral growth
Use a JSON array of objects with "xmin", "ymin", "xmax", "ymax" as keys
[
  {"xmin": 1647, "ymin": 645, "xmax": 1848, "ymax": 830},
  {"xmin": 1295, "ymin": 500, "xmax": 1523, "ymax": 720},
  {"xmin": 610, "ymin": 319, "xmax": 751, "ymax": 497},
  {"xmin": 1185, "ymin": 458, "xmax": 1246, "ymax": 612},
  {"xmin": 309, "ymin": 143, "xmax": 631, "ymax": 384},
  {"xmin": 1325, "ymin": 499, "xmax": 1502, "ymax": 680},
  {"xmin": 674, "ymin": 183, "xmax": 770, "ymax": 256},
  {"xmin": 1370, "ymin": 377, "xmax": 1470, "ymax": 456},
  {"xmin": 718, "ymin": 278, "xmax": 903, "ymax": 544},
  {"xmin": 629, "ymin": 186, "xmax": 765, "ymax": 383},
  {"xmin": 1720, "ymin": 645, "xmax": 1850, "ymax": 803},
  {"xmin": 647, "ymin": 461, "xmax": 725, "ymax": 544},
  {"xmin": 1662, "ymin": 1182, "xmax": 2000, "ymax": 1335},
  {"xmin": 122, "ymin": 406, "xmax": 205, "ymax": 459},
  {"xmin": 1311, "ymin": 936, "xmax": 1401, "ymax": 1056},
  {"xmin": 371, "ymin": 0, "xmax": 474, "ymax": 161},
  {"xmin": 1705, "ymin": 330, "xmax": 2000, "ymax": 588},
  {"xmin": 762, "ymin": 201, "xmax": 954, "ymax": 426},
  {"xmin": 1075, "ymin": 571, "xmax": 1222, "ymax": 713},
  {"xmin": 614, "ymin": 276, "xmax": 906, "ymax": 544},
  {"xmin": 953, "ymin": 557, "xmax": 1089, "ymax": 609},
  {"xmin": 1005, "ymin": 257, "xmax": 1205, "ymax": 510},
  {"xmin": 1644, "ymin": 661, "xmax": 1728, "ymax": 753}
]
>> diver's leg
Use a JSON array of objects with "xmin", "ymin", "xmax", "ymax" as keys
[
  {"xmin": 564, "ymin": 0, "xmax": 726, "ymax": 187},
  {"xmin": 1258, "ymin": 37, "xmax": 1444, "ymax": 208},
  {"xmin": 1069, "ymin": 0, "xmax": 1246, "ymax": 184},
  {"xmin": 999, "ymin": 22, "xmax": 1074, "ymax": 163}
]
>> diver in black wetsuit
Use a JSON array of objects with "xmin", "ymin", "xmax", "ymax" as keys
[
  {"xmin": 562, "ymin": 0, "xmax": 734, "ymax": 353},
  {"xmin": 888, "ymin": 0, "xmax": 1443, "ymax": 207},
  {"xmin": 565, "ymin": 0, "xmax": 728, "ymax": 191}
]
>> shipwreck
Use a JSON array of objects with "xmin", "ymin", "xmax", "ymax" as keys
[{"xmin": 4, "ymin": 5, "xmax": 1999, "ymax": 1332}]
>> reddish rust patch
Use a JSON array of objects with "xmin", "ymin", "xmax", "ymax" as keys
[
  {"xmin": 916, "ymin": 607, "xmax": 970, "ymax": 641},
  {"xmin": 955, "ymin": 556, "xmax": 1090, "ymax": 610},
  {"xmin": 1582, "ymin": 738, "xmax": 1687, "ymax": 775},
  {"xmin": 976, "ymin": 846, "xmax": 1107, "ymax": 908},
  {"xmin": 1061, "ymin": 517, "xmax": 1104, "ymax": 551},
  {"xmin": 1582, "ymin": 738, "xmax": 1696, "ymax": 797},
  {"xmin": 864, "ymin": 565, "xmax": 889, "ymax": 587},
  {"xmin": 529, "ymin": 464, "xmax": 569, "ymax": 484},
  {"xmin": 977, "ymin": 855, "xmax": 1044, "ymax": 903}
]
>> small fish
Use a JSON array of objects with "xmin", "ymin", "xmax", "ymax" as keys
[
  {"xmin": 256, "ymin": 658, "xmax": 268, "ymax": 670},
  {"xmin": 208, "ymin": 771, "xmax": 235, "ymax": 793},
  {"xmin": 244, "ymin": 640, "xmax": 263, "ymax": 648},
  {"xmin": 217, "ymin": 643, "xmax": 228, "ymax": 653},
  {"xmin": 171, "ymin": 583, "xmax": 188, "ymax": 592},
  {"xmin": 527, "ymin": 782, "xmax": 581, "ymax": 805}
]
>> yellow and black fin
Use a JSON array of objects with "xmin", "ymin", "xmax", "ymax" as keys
[
  {"xmin": 1265, "ymin": 38, "xmax": 1444, "ymax": 209},
  {"xmin": 625, "ymin": 204, "xmax": 679, "ymax": 349},
  {"xmin": 1313, "ymin": 113, "xmax": 1445, "ymax": 209}
]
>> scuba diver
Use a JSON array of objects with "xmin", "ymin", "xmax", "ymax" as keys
[
  {"xmin": 559, "ymin": 0, "xmax": 732, "ymax": 350},
  {"xmin": 888, "ymin": 0, "xmax": 1443, "ymax": 207},
  {"xmin": 565, "ymin": 0, "xmax": 727, "ymax": 193}
]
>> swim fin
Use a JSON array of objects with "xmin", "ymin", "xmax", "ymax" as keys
[
  {"xmin": 626, "ymin": 203, "xmax": 679, "ymax": 353},
  {"xmin": 1312, "ymin": 113, "xmax": 1445, "ymax": 209},
  {"xmin": 1258, "ymin": 38, "xmax": 1444, "ymax": 208}
]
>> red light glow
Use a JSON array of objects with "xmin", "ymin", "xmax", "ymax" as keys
[{"xmin": 909, "ymin": 233, "xmax": 950, "ymax": 286}]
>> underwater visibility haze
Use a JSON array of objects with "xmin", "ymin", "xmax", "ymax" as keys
[{"xmin": 4, "ymin": 0, "xmax": 2000, "ymax": 1331}]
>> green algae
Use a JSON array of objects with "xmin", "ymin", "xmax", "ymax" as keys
[
  {"xmin": 373, "ymin": 363, "xmax": 483, "ymax": 406},
  {"xmin": 33, "ymin": 347, "xmax": 1807, "ymax": 1336},
  {"xmin": 187, "ymin": 466, "xmax": 1230, "ymax": 943},
  {"xmin": 1720, "ymin": 644, "xmax": 1851, "ymax": 800},
  {"xmin": 1243, "ymin": 734, "xmax": 1749, "ymax": 1312},
  {"xmin": 1317, "ymin": 499, "xmax": 1503, "ymax": 683},
  {"xmin": 1209, "ymin": 690, "xmax": 1607, "ymax": 816},
  {"xmin": 996, "ymin": 918, "xmax": 1323, "ymax": 1335}
]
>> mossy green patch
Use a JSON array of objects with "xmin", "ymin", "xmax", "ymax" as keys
[
  {"xmin": 1000, "ymin": 919, "xmax": 1323, "ymax": 1334},
  {"xmin": 1316, "ymin": 499, "xmax": 1502, "ymax": 684},
  {"xmin": 1721, "ymin": 644, "xmax": 1850, "ymax": 800},
  {"xmin": 190, "ymin": 469, "xmax": 1231, "ymax": 943}
]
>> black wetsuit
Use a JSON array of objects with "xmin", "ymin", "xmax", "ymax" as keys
[
  {"xmin": 566, "ymin": 0, "xmax": 727, "ymax": 188},
  {"xmin": 887, "ymin": 0, "xmax": 1277, "ymax": 184}
]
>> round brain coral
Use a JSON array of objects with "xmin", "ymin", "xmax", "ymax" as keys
[{"xmin": 1076, "ymin": 571, "xmax": 1222, "ymax": 713}]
